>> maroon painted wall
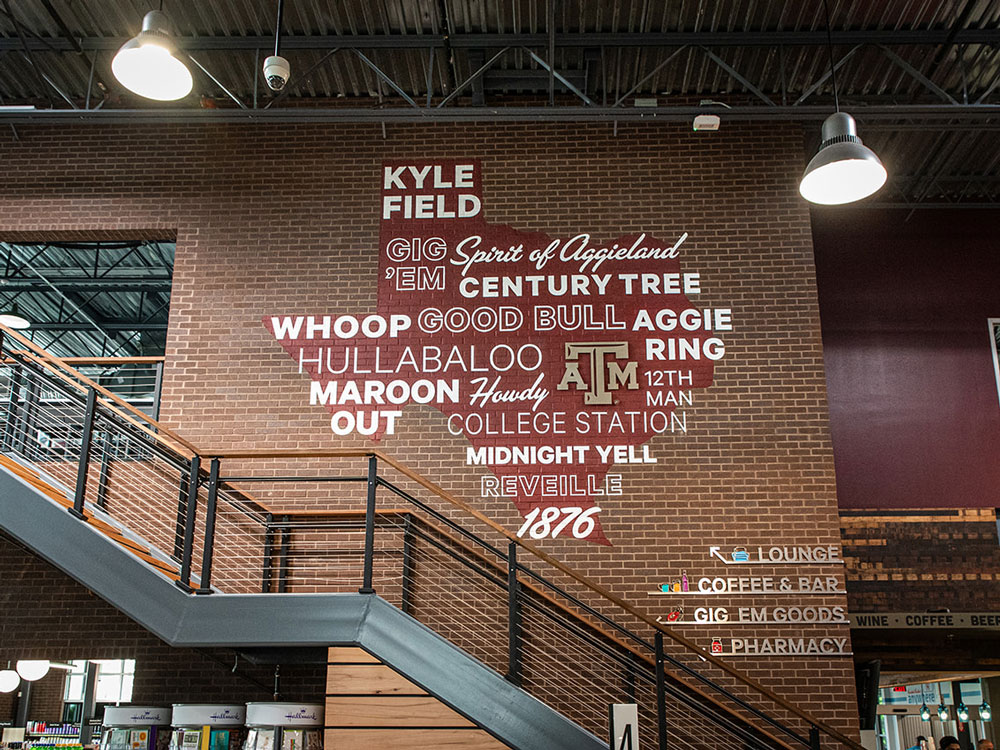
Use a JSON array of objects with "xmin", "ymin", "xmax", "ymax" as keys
[{"xmin": 812, "ymin": 208, "xmax": 1000, "ymax": 509}]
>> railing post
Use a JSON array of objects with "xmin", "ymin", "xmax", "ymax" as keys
[
  {"xmin": 506, "ymin": 541, "xmax": 522, "ymax": 687},
  {"xmin": 196, "ymin": 458, "xmax": 220, "ymax": 594},
  {"xmin": 359, "ymin": 454, "xmax": 378, "ymax": 594},
  {"xmin": 176, "ymin": 455, "xmax": 200, "ymax": 592},
  {"xmin": 1, "ymin": 362, "xmax": 24, "ymax": 452},
  {"xmin": 70, "ymin": 387, "xmax": 98, "ymax": 519},
  {"xmin": 151, "ymin": 361, "xmax": 164, "ymax": 421},
  {"xmin": 95, "ymin": 435, "xmax": 113, "ymax": 509},
  {"xmin": 400, "ymin": 513, "xmax": 414, "ymax": 615},
  {"xmin": 277, "ymin": 515, "xmax": 290, "ymax": 593},
  {"xmin": 262, "ymin": 512, "xmax": 275, "ymax": 593},
  {"xmin": 623, "ymin": 653, "xmax": 637, "ymax": 703},
  {"xmin": 809, "ymin": 726, "xmax": 821, "ymax": 750},
  {"xmin": 173, "ymin": 469, "xmax": 190, "ymax": 560},
  {"xmin": 14, "ymin": 374, "xmax": 39, "ymax": 456},
  {"xmin": 655, "ymin": 631, "xmax": 668, "ymax": 750}
]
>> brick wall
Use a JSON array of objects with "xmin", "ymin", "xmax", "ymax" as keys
[
  {"xmin": 0, "ymin": 532, "xmax": 326, "ymax": 725},
  {"xmin": 842, "ymin": 509, "xmax": 1000, "ymax": 612},
  {"xmin": 0, "ymin": 671, "xmax": 65, "ymax": 725},
  {"xmin": 842, "ymin": 509, "xmax": 1000, "ymax": 671},
  {"xmin": 0, "ymin": 122, "xmax": 856, "ymax": 735}
]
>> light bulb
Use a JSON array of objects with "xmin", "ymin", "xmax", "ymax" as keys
[
  {"xmin": 938, "ymin": 704, "xmax": 950, "ymax": 721},
  {"xmin": 112, "ymin": 42, "xmax": 193, "ymax": 101},
  {"xmin": 980, "ymin": 701, "xmax": 992, "ymax": 721},
  {"xmin": 957, "ymin": 702, "xmax": 969, "ymax": 721},
  {"xmin": 920, "ymin": 704, "xmax": 931, "ymax": 721},
  {"xmin": 799, "ymin": 157, "xmax": 888, "ymax": 205}
]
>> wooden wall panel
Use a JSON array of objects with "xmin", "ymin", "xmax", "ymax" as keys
[
  {"xmin": 324, "ymin": 728, "xmax": 508, "ymax": 749},
  {"xmin": 325, "ymin": 696, "xmax": 474, "ymax": 727},
  {"xmin": 327, "ymin": 646, "xmax": 379, "ymax": 663},
  {"xmin": 325, "ymin": 650, "xmax": 512, "ymax": 748},
  {"xmin": 325, "ymin": 664, "xmax": 426, "ymax": 696}
]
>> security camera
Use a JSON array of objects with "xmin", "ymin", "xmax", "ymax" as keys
[{"xmin": 263, "ymin": 55, "xmax": 290, "ymax": 91}]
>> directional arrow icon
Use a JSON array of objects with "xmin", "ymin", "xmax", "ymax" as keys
[{"xmin": 709, "ymin": 546, "xmax": 732, "ymax": 564}]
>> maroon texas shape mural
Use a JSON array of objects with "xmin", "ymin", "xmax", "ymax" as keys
[{"xmin": 265, "ymin": 160, "xmax": 726, "ymax": 545}]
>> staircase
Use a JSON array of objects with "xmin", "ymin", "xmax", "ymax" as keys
[{"xmin": 0, "ymin": 324, "xmax": 863, "ymax": 750}]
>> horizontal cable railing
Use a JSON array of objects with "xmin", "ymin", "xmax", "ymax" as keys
[{"xmin": 0, "ymin": 323, "xmax": 861, "ymax": 750}]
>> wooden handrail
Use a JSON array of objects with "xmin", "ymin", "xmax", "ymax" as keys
[
  {"xmin": 0, "ymin": 324, "xmax": 198, "ymax": 457},
  {"xmin": 399, "ymin": 510, "xmax": 799, "ymax": 750},
  {"xmin": 201, "ymin": 447, "xmax": 863, "ymax": 750},
  {"xmin": 0, "ymin": 324, "xmax": 858, "ymax": 748},
  {"xmin": 17, "ymin": 350, "xmax": 196, "ymax": 462},
  {"xmin": 278, "ymin": 503, "xmax": 791, "ymax": 744}
]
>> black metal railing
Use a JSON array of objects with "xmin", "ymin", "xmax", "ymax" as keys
[{"xmin": 0, "ymin": 325, "xmax": 862, "ymax": 750}]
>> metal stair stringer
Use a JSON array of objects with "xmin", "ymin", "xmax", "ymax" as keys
[{"xmin": 0, "ymin": 460, "xmax": 605, "ymax": 750}]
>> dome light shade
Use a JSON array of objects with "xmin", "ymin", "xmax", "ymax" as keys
[
  {"xmin": 0, "ymin": 303, "xmax": 30, "ymax": 329},
  {"xmin": 112, "ymin": 11, "xmax": 193, "ymax": 101},
  {"xmin": 0, "ymin": 669, "xmax": 19, "ymax": 693},
  {"xmin": 16, "ymin": 660, "xmax": 50, "ymax": 681},
  {"xmin": 799, "ymin": 112, "xmax": 887, "ymax": 205}
]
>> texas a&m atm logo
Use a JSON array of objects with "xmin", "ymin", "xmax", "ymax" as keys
[{"xmin": 557, "ymin": 342, "xmax": 640, "ymax": 405}]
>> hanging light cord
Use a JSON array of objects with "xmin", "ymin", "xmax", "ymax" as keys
[
  {"xmin": 822, "ymin": 0, "xmax": 840, "ymax": 111},
  {"xmin": 274, "ymin": 0, "xmax": 285, "ymax": 57}
]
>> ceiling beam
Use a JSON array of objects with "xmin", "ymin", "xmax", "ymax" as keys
[
  {"xmin": 28, "ymin": 322, "xmax": 166, "ymax": 331},
  {"xmin": 0, "ymin": 279, "xmax": 172, "ymax": 292},
  {"xmin": 1, "ymin": 28, "xmax": 999, "ymax": 53},
  {"xmin": 0, "ymin": 104, "xmax": 996, "ymax": 125}
]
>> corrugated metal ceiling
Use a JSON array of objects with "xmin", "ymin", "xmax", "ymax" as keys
[
  {"xmin": 0, "ymin": 0, "xmax": 996, "ymax": 206},
  {"xmin": 1, "ymin": 1, "xmax": 996, "ymax": 102},
  {"xmin": 0, "ymin": 241, "xmax": 174, "ymax": 358}
]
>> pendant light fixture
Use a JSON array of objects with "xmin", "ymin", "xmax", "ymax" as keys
[
  {"xmin": 957, "ymin": 702, "xmax": 970, "ymax": 722},
  {"xmin": 15, "ymin": 660, "xmax": 51, "ymax": 681},
  {"xmin": 0, "ymin": 665, "xmax": 19, "ymax": 693},
  {"xmin": 981, "ymin": 701, "xmax": 992, "ymax": 721},
  {"xmin": 799, "ymin": 0, "xmax": 886, "ymax": 205},
  {"xmin": 112, "ymin": 5, "xmax": 193, "ymax": 101},
  {"xmin": 0, "ymin": 302, "xmax": 30, "ymax": 329},
  {"xmin": 938, "ymin": 703, "xmax": 950, "ymax": 721},
  {"xmin": 919, "ymin": 704, "xmax": 931, "ymax": 721}
]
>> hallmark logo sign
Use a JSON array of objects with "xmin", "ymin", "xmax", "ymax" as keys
[
  {"xmin": 557, "ymin": 342, "xmax": 639, "ymax": 405},
  {"xmin": 284, "ymin": 710, "xmax": 317, "ymax": 721},
  {"xmin": 129, "ymin": 711, "xmax": 163, "ymax": 723}
]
